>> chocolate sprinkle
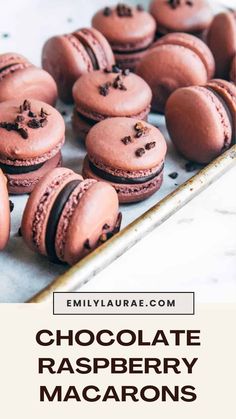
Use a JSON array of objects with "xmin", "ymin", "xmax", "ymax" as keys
[
  {"xmin": 186, "ymin": 0, "xmax": 193, "ymax": 5},
  {"xmin": 28, "ymin": 111, "xmax": 36, "ymax": 118},
  {"xmin": 15, "ymin": 115, "xmax": 24, "ymax": 123},
  {"xmin": 18, "ymin": 127, "xmax": 28, "ymax": 139},
  {"xmin": 168, "ymin": 171, "xmax": 178, "ymax": 179},
  {"xmin": 9, "ymin": 200, "xmax": 14, "ymax": 212},
  {"xmin": 134, "ymin": 122, "xmax": 150, "ymax": 137},
  {"xmin": 185, "ymin": 161, "xmax": 202, "ymax": 172},
  {"xmin": 99, "ymin": 82, "xmax": 111, "ymax": 96},
  {"xmin": 145, "ymin": 141, "xmax": 156, "ymax": 150},
  {"xmin": 121, "ymin": 135, "xmax": 132, "ymax": 145},
  {"xmin": 40, "ymin": 108, "xmax": 49, "ymax": 118},
  {"xmin": 103, "ymin": 6, "xmax": 112, "ymax": 16},
  {"xmin": 27, "ymin": 119, "xmax": 41, "ymax": 129},
  {"xmin": 103, "ymin": 223, "xmax": 110, "ymax": 230},
  {"xmin": 137, "ymin": 4, "xmax": 144, "ymax": 11},
  {"xmin": 135, "ymin": 147, "xmax": 145, "ymax": 157},
  {"xmin": 84, "ymin": 239, "xmax": 91, "ymax": 250}
]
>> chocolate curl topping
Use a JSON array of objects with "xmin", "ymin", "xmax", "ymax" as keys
[
  {"xmin": 116, "ymin": 3, "xmax": 133, "ymax": 17},
  {"xmin": 103, "ymin": 6, "xmax": 112, "ymax": 16}
]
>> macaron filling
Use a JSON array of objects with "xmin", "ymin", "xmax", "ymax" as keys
[
  {"xmin": 45, "ymin": 179, "xmax": 82, "ymax": 262},
  {"xmin": 0, "ymin": 160, "xmax": 44, "ymax": 175},
  {"xmin": 88, "ymin": 159, "xmax": 164, "ymax": 184}
]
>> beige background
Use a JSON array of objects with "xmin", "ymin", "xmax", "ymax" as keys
[{"xmin": 0, "ymin": 303, "xmax": 235, "ymax": 417}]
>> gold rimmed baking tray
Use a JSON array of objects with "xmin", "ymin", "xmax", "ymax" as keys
[{"xmin": 28, "ymin": 144, "xmax": 236, "ymax": 303}]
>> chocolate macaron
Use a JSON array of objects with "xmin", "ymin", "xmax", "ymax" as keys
[
  {"xmin": 92, "ymin": 4, "xmax": 156, "ymax": 71},
  {"xmin": 0, "ymin": 53, "xmax": 57, "ymax": 106},
  {"xmin": 83, "ymin": 117, "xmax": 167, "ymax": 203},
  {"xmin": 21, "ymin": 168, "xmax": 121, "ymax": 265},
  {"xmin": 150, "ymin": 0, "xmax": 213, "ymax": 37},
  {"xmin": 0, "ymin": 99, "xmax": 65, "ymax": 194},
  {"xmin": 166, "ymin": 79, "xmax": 236, "ymax": 163},
  {"xmin": 207, "ymin": 11, "xmax": 236, "ymax": 80},
  {"xmin": 42, "ymin": 28, "xmax": 115, "ymax": 103},
  {"xmin": 0, "ymin": 169, "xmax": 10, "ymax": 250},
  {"xmin": 137, "ymin": 32, "xmax": 215, "ymax": 113},
  {"xmin": 72, "ymin": 68, "xmax": 152, "ymax": 141}
]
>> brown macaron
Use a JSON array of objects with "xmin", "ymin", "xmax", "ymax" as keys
[
  {"xmin": 72, "ymin": 68, "xmax": 152, "ymax": 141},
  {"xmin": 0, "ymin": 169, "xmax": 10, "ymax": 250},
  {"xmin": 166, "ymin": 79, "xmax": 236, "ymax": 163},
  {"xmin": 92, "ymin": 4, "xmax": 156, "ymax": 71},
  {"xmin": 207, "ymin": 11, "xmax": 236, "ymax": 79},
  {"xmin": 21, "ymin": 168, "xmax": 121, "ymax": 265},
  {"xmin": 0, "ymin": 53, "xmax": 58, "ymax": 106},
  {"xmin": 42, "ymin": 28, "xmax": 115, "ymax": 103},
  {"xmin": 83, "ymin": 117, "xmax": 167, "ymax": 203},
  {"xmin": 137, "ymin": 32, "xmax": 215, "ymax": 113}
]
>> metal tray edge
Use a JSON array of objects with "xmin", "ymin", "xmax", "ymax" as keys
[{"xmin": 28, "ymin": 145, "xmax": 236, "ymax": 303}]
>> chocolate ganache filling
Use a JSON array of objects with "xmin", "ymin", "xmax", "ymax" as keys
[
  {"xmin": 0, "ymin": 161, "xmax": 45, "ymax": 175},
  {"xmin": 45, "ymin": 179, "xmax": 82, "ymax": 263},
  {"xmin": 89, "ymin": 160, "xmax": 164, "ymax": 184}
]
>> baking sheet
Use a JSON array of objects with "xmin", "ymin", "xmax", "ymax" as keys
[{"xmin": 0, "ymin": 0, "xmax": 233, "ymax": 302}]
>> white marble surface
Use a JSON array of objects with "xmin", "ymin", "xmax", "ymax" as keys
[{"xmin": 0, "ymin": 0, "xmax": 235, "ymax": 303}]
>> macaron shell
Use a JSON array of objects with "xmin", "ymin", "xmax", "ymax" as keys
[
  {"xmin": 0, "ymin": 99, "xmax": 65, "ymax": 163},
  {"xmin": 0, "ymin": 52, "xmax": 30, "ymax": 69},
  {"xmin": 137, "ymin": 44, "xmax": 208, "ymax": 113},
  {"xmin": 82, "ymin": 155, "xmax": 164, "ymax": 204},
  {"xmin": 85, "ymin": 117, "xmax": 167, "ymax": 171},
  {"xmin": 61, "ymin": 181, "xmax": 119, "ymax": 265},
  {"xmin": 92, "ymin": 7, "xmax": 156, "ymax": 50},
  {"xmin": 42, "ymin": 35, "xmax": 92, "ymax": 103},
  {"xmin": 154, "ymin": 32, "xmax": 215, "ymax": 79},
  {"xmin": 7, "ymin": 151, "xmax": 62, "ymax": 195},
  {"xmin": 230, "ymin": 55, "xmax": 236, "ymax": 83},
  {"xmin": 207, "ymin": 12, "xmax": 236, "ymax": 79},
  {"xmin": 150, "ymin": 0, "xmax": 213, "ymax": 34},
  {"xmin": 0, "ymin": 169, "xmax": 10, "ymax": 250},
  {"xmin": 73, "ymin": 70, "xmax": 152, "ymax": 117},
  {"xmin": 166, "ymin": 86, "xmax": 232, "ymax": 163},
  {"xmin": 0, "ymin": 66, "xmax": 58, "ymax": 106},
  {"xmin": 21, "ymin": 167, "xmax": 83, "ymax": 256}
]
